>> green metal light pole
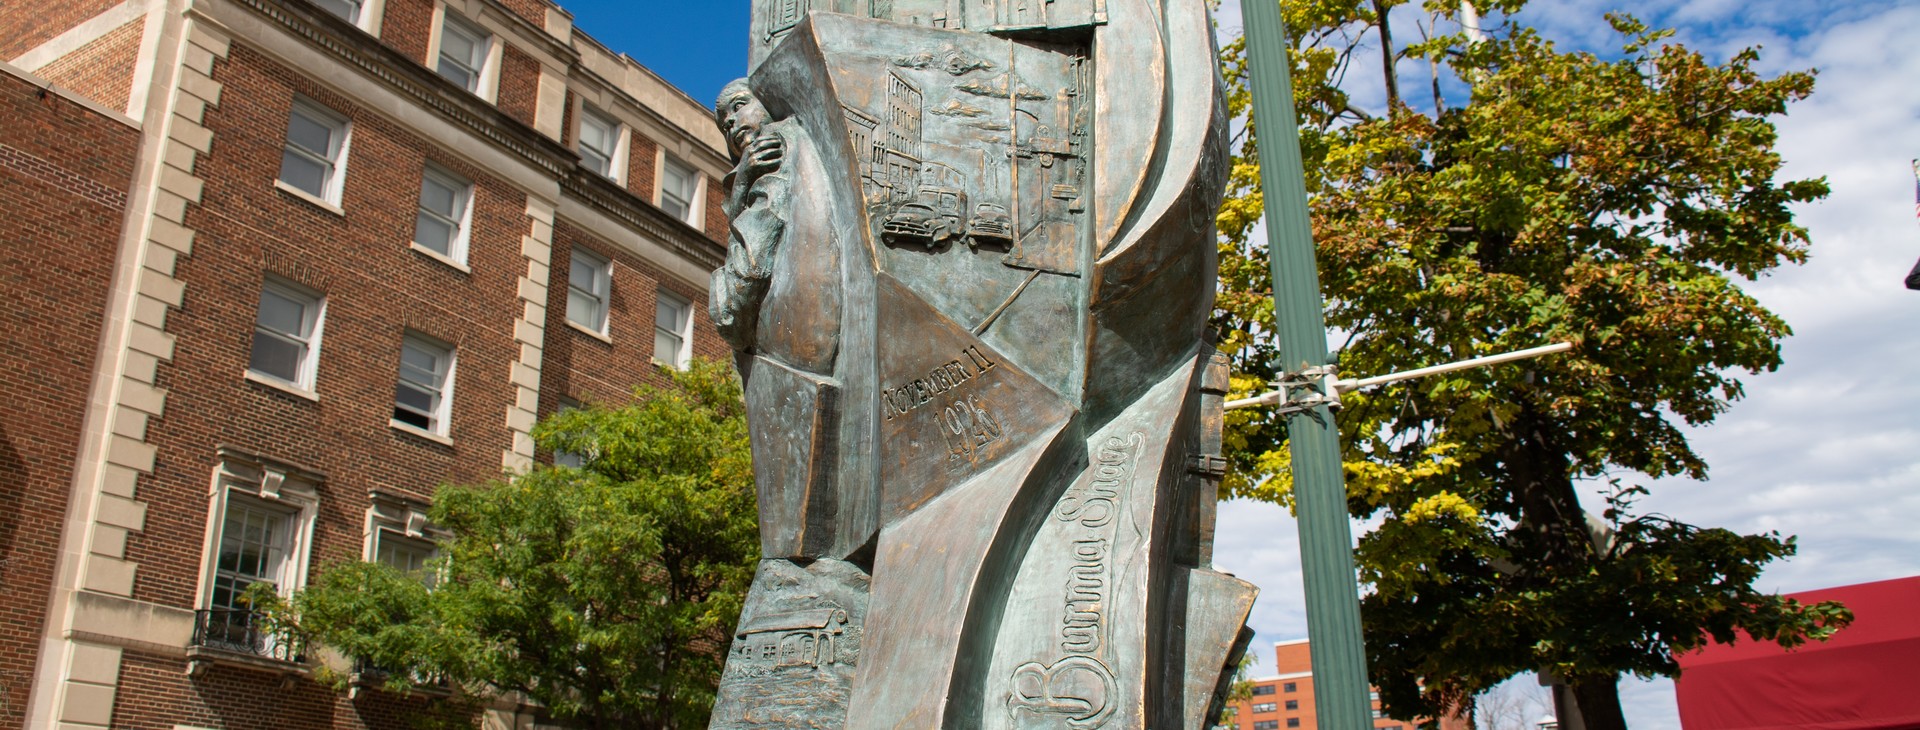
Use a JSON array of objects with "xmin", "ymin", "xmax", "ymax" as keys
[{"xmin": 1239, "ymin": 1, "xmax": 1375, "ymax": 727}]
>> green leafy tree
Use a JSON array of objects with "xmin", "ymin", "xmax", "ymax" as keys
[
  {"xmin": 1213, "ymin": 2, "xmax": 1851, "ymax": 726},
  {"xmin": 261, "ymin": 359, "xmax": 757, "ymax": 729}
]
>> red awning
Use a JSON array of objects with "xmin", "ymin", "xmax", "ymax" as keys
[{"xmin": 1675, "ymin": 575, "xmax": 1920, "ymax": 730}]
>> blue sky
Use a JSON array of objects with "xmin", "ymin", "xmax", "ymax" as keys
[
  {"xmin": 578, "ymin": 3, "xmax": 1920, "ymax": 728},
  {"xmin": 560, "ymin": 1, "xmax": 748, "ymax": 107}
]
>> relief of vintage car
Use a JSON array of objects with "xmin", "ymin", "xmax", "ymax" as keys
[
  {"xmin": 881, "ymin": 186, "xmax": 968, "ymax": 248},
  {"xmin": 965, "ymin": 203, "xmax": 1012, "ymax": 248}
]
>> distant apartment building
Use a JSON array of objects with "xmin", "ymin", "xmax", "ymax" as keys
[
  {"xmin": 0, "ymin": 0, "xmax": 732, "ymax": 726},
  {"xmin": 1221, "ymin": 639, "xmax": 1472, "ymax": 730}
]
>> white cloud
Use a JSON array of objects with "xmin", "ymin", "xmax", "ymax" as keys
[{"xmin": 1210, "ymin": 2, "xmax": 1920, "ymax": 728}]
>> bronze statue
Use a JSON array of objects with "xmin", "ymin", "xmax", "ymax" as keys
[{"xmin": 708, "ymin": 2, "xmax": 1254, "ymax": 727}]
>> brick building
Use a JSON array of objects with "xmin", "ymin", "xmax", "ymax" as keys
[
  {"xmin": 1221, "ymin": 639, "xmax": 1472, "ymax": 730},
  {"xmin": 0, "ymin": 0, "xmax": 733, "ymax": 726}
]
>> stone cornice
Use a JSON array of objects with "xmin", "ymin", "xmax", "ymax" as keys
[
  {"xmin": 472, "ymin": 0, "xmax": 577, "ymax": 69},
  {"xmin": 562, "ymin": 170, "xmax": 725, "ymax": 271},
  {"xmin": 228, "ymin": 0, "xmax": 579, "ymax": 179}
]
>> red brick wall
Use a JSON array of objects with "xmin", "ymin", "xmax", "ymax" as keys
[
  {"xmin": 0, "ymin": 70, "xmax": 139, "ymax": 730},
  {"xmin": 539, "ymin": 220, "xmax": 728, "ymax": 424},
  {"xmin": 113, "ymin": 651, "xmax": 452, "ymax": 730},
  {"xmin": 703, "ymin": 173, "xmax": 727, "ymax": 241},
  {"xmin": 36, "ymin": 16, "xmax": 143, "ymax": 114},
  {"xmin": 492, "ymin": 0, "xmax": 551, "ymax": 31},
  {"xmin": 0, "ymin": 0, "xmax": 122, "ymax": 60},
  {"xmin": 625, "ymin": 133, "xmax": 657, "ymax": 203},
  {"xmin": 377, "ymin": 0, "xmax": 435, "ymax": 67},
  {"xmin": 126, "ymin": 43, "xmax": 531, "ymax": 610},
  {"xmin": 495, "ymin": 44, "xmax": 539, "ymax": 127}
]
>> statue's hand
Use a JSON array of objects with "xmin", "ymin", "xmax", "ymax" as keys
[{"xmin": 742, "ymin": 134, "xmax": 785, "ymax": 179}]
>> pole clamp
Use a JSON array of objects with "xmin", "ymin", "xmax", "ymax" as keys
[{"xmin": 1269, "ymin": 364, "xmax": 1343, "ymax": 417}]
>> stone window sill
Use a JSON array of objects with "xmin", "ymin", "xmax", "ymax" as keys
[
  {"xmin": 245, "ymin": 370, "xmax": 320, "ymax": 402},
  {"xmin": 274, "ymin": 179, "xmax": 345, "ymax": 216}
]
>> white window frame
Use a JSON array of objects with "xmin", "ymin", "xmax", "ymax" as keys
[
  {"xmin": 567, "ymin": 248, "xmax": 612, "ymax": 335},
  {"xmin": 247, "ymin": 276, "xmax": 326, "ymax": 393},
  {"xmin": 658, "ymin": 154, "xmax": 702, "ymax": 226},
  {"xmin": 412, "ymin": 162, "xmax": 474, "ymax": 267},
  {"xmin": 367, "ymin": 491, "xmax": 442, "ymax": 585},
  {"xmin": 577, "ymin": 105, "xmax": 626, "ymax": 182},
  {"xmin": 653, "ymin": 289, "xmax": 693, "ymax": 369},
  {"xmin": 277, "ymin": 98, "xmax": 352, "ymax": 209},
  {"xmin": 392, "ymin": 332, "xmax": 457, "ymax": 437},
  {"xmin": 197, "ymin": 450, "xmax": 321, "ymax": 611},
  {"xmin": 433, "ymin": 9, "xmax": 494, "ymax": 96}
]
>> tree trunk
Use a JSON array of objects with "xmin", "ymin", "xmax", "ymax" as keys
[
  {"xmin": 1570, "ymin": 678, "xmax": 1628, "ymax": 730},
  {"xmin": 1373, "ymin": 0, "xmax": 1401, "ymax": 109}
]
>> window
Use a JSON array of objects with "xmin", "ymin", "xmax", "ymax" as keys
[
  {"xmin": 1253, "ymin": 722, "xmax": 1279, "ymax": 730},
  {"xmin": 659, "ymin": 155, "xmax": 698, "ymax": 224},
  {"xmin": 313, "ymin": 0, "xmax": 361, "ymax": 23},
  {"xmin": 249, "ymin": 277, "xmax": 324, "ymax": 390},
  {"xmin": 279, "ymin": 99, "xmax": 350, "ymax": 204},
  {"xmin": 567, "ymin": 249, "xmax": 611, "ymax": 334},
  {"xmin": 1373, "ymin": 707, "xmax": 1386, "ymax": 719},
  {"xmin": 211, "ymin": 496, "xmax": 297, "ymax": 611},
  {"xmin": 1252, "ymin": 685, "xmax": 1277, "ymax": 696},
  {"xmin": 436, "ymin": 12, "xmax": 490, "ymax": 93},
  {"xmin": 578, "ymin": 106, "xmax": 621, "ymax": 179},
  {"xmin": 1285, "ymin": 700, "xmax": 1299, "ymax": 711},
  {"xmin": 198, "ymin": 451, "xmax": 319, "ymax": 661},
  {"xmin": 653, "ymin": 290, "xmax": 691, "ymax": 368},
  {"xmin": 393, "ymin": 334, "xmax": 455, "ymax": 434},
  {"xmin": 413, "ymin": 164, "xmax": 473, "ymax": 263},
  {"xmin": 552, "ymin": 396, "xmax": 586, "ymax": 468},
  {"xmin": 1284, "ymin": 682, "xmax": 1298, "ymax": 693},
  {"xmin": 1252, "ymin": 702, "xmax": 1277, "ymax": 713},
  {"xmin": 368, "ymin": 490, "xmax": 440, "ymax": 586},
  {"xmin": 1286, "ymin": 720, "xmax": 1300, "ymax": 728},
  {"xmin": 375, "ymin": 530, "xmax": 437, "ymax": 584}
]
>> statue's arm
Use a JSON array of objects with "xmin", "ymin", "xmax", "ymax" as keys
[{"xmin": 710, "ymin": 156, "xmax": 789, "ymax": 352}]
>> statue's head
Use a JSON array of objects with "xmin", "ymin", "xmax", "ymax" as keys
[{"xmin": 715, "ymin": 78, "xmax": 769, "ymax": 157}]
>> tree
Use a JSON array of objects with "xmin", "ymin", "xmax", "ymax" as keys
[
  {"xmin": 259, "ymin": 359, "xmax": 758, "ymax": 729},
  {"xmin": 1212, "ymin": 2, "xmax": 1852, "ymax": 727}
]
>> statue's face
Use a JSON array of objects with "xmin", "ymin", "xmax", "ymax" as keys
[{"xmin": 719, "ymin": 92, "xmax": 771, "ymax": 155}]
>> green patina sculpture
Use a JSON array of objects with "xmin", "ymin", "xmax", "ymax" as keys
[{"xmin": 707, "ymin": 2, "xmax": 1252, "ymax": 727}]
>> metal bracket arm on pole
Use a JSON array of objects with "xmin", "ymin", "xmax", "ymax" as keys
[{"xmin": 1225, "ymin": 342, "xmax": 1575, "ymax": 412}]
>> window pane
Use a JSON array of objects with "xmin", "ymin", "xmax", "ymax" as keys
[
  {"xmin": 287, "ymin": 111, "xmax": 335, "ymax": 156},
  {"xmin": 570, "ymin": 255, "xmax": 599, "ymax": 288},
  {"xmin": 580, "ymin": 111, "xmax": 617, "ymax": 176},
  {"xmin": 655, "ymin": 295, "xmax": 687, "ymax": 331},
  {"xmin": 279, "ymin": 151, "xmax": 328, "ymax": 197},
  {"xmin": 442, "ymin": 30, "xmax": 476, "ymax": 64},
  {"xmin": 415, "ymin": 213, "xmax": 454, "ymax": 254},
  {"xmin": 401, "ymin": 344, "xmax": 443, "ymax": 381},
  {"xmin": 257, "ymin": 289, "xmax": 307, "ymax": 335},
  {"xmin": 654, "ymin": 330, "xmax": 683, "ymax": 364},
  {"xmin": 420, "ymin": 175, "xmax": 458, "ymax": 216},
  {"xmin": 567, "ymin": 290, "xmax": 601, "ymax": 329},
  {"xmin": 250, "ymin": 332, "xmax": 303, "ymax": 381},
  {"xmin": 581, "ymin": 148, "xmax": 610, "ymax": 176},
  {"xmin": 660, "ymin": 196, "xmax": 689, "ymax": 220},
  {"xmin": 313, "ymin": 0, "xmax": 360, "ymax": 22},
  {"xmin": 437, "ymin": 61, "xmax": 476, "ymax": 90}
]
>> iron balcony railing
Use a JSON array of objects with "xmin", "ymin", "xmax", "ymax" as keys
[{"xmin": 190, "ymin": 608, "xmax": 305, "ymax": 663}]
